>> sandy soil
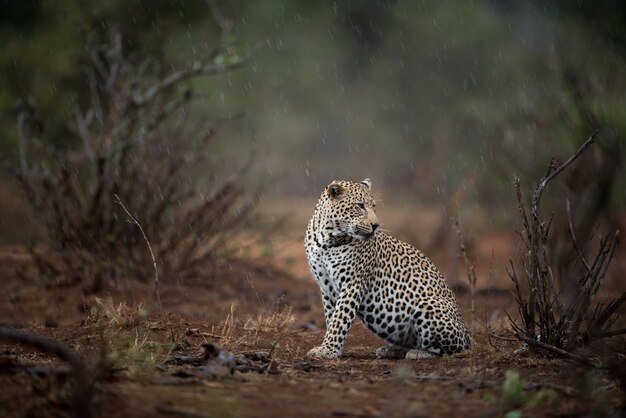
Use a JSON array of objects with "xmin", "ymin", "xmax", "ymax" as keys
[{"xmin": 0, "ymin": 227, "xmax": 624, "ymax": 418}]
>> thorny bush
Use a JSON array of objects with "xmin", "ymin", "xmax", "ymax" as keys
[{"xmin": 509, "ymin": 132, "xmax": 625, "ymax": 359}]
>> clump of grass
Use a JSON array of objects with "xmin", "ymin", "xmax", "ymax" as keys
[
  {"xmin": 244, "ymin": 304, "xmax": 294, "ymax": 334},
  {"xmin": 246, "ymin": 303, "xmax": 294, "ymax": 359},
  {"xmin": 208, "ymin": 305, "xmax": 246, "ymax": 351},
  {"xmin": 485, "ymin": 370, "xmax": 555, "ymax": 418},
  {"xmin": 207, "ymin": 303, "xmax": 294, "ymax": 355},
  {"xmin": 87, "ymin": 298, "xmax": 173, "ymax": 372},
  {"xmin": 88, "ymin": 297, "xmax": 149, "ymax": 329}
]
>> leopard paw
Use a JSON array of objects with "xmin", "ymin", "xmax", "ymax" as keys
[
  {"xmin": 375, "ymin": 345, "xmax": 409, "ymax": 359},
  {"xmin": 307, "ymin": 345, "xmax": 340, "ymax": 359},
  {"xmin": 405, "ymin": 349, "xmax": 438, "ymax": 360}
]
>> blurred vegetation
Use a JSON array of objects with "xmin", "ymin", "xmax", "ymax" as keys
[
  {"xmin": 1, "ymin": 0, "xmax": 625, "ymax": 240},
  {"xmin": 484, "ymin": 370, "xmax": 555, "ymax": 418},
  {"xmin": 0, "ymin": 0, "xmax": 255, "ymax": 284}
]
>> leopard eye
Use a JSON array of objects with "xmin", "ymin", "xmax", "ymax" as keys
[{"xmin": 356, "ymin": 202, "xmax": 365, "ymax": 210}]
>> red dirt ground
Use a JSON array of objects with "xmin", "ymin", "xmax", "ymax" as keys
[{"xmin": 1, "ymin": 231, "xmax": 625, "ymax": 418}]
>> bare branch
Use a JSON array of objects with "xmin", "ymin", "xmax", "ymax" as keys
[
  {"xmin": 513, "ymin": 177, "xmax": 530, "ymax": 239},
  {"xmin": 16, "ymin": 111, "xmax": 28, "ymax": 175},
  {"xmin": 452, "ymin": 217, "xmax": 477, "ymax": 329},
  {"xmin": 205, "ymin": 0, "xmax": 233, "ymax": 37},
  {"xmin": 537, "ymin": 130, "xmax": 598, "ymax": 192},
  {"xmin": 133, "ymin": 57, "xmax": 248, "ymax": 106},
  {"xmin": 73, "ymin": 107, "xmax": 96, "ymax": 162},
  {"xmin": 590, "ymin": 291, "xmax": 626, "ymax": 336},
  {"xmin": 565, "ymin": 198, "xmax": 591, "ymax": 273}
]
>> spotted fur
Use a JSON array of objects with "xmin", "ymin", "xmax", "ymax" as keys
[{"xmin": 305, "ymin": 179, "xmax": 470, "ymax": 360}]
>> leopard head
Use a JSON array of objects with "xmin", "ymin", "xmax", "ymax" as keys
[{"xmin": 318, "ymin": 178, "xmax": 379, "ymax": 240}]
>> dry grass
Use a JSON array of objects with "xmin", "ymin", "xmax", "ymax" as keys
[
  {"xmin": 208, "ymin": 304, "xmax": 243, "ymax": 349},
  {"xmin": 207, "ymin": 303, "xmax": 295, "ymax": 353},
  {"xmin": 84, "ymin": 298, "xmax": 176, "ymax": 370},
  {"xmin": 244, "ymin": 305, "xmax": 294, "ymax": 333},
  {"xmin": 88, "ymin": 297, "xmax": 149, "ymax": 329}
]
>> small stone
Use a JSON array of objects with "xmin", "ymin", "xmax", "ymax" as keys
[{"xmin": 292, "ymin": 361, "xmax": 312, "ymax": 372}]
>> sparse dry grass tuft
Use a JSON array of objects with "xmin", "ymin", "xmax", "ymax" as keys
[
  {"xmin": 84, "ymin": 298, "xmax": 174, "ymax": 371},
  {"xmin": 244, "ymin": 304, "xmax": 294, "ymax": 334},
  {"xmin": 207, "ymin": 303, "xmax": 295, "ymax": 354},
  {"xmin": 88, "ymin": 297, "xmax": 149, "ymax": 329},
  {"xmin": 208, "ymin": 304, "xmax": 246, "ymax": 350}
]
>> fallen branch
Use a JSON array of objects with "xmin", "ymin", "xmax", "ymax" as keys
[
  {"xmin": 515, "ymin": 332, "xmax": 592, "ymax": 366},
  {"xmin": 0, "ymin": 327, "xmax": 92, "ymax": 418},
  {"xmin": 592, "ymin": 327, "xmax": 626, "ymax": 339}
]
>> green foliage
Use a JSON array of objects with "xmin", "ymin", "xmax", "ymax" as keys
[{"xmin": 485, "ymin": 371, "xmax": 555, "ymax": 416}]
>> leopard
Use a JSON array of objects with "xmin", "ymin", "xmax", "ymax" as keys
[{"xmin": 304, "ymin": 178, "xmax": 470, "ymax": 360}]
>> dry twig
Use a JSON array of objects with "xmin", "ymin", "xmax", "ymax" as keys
[{"xmin": 114, "ymin": 194, "xmax": 160, "ymax": 307}]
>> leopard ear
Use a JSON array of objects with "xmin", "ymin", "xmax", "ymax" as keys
[
  {"xmin": 360, "ymin": 178, "xmax": 371, "ymax": 190},
  {"xmin": 327, "ymin": 182, "xmax": 345, "ymax": 199}
]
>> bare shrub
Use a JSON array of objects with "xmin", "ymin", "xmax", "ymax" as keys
[
  {"xmin": 3, "ymin": 27, "xmax": 254, "ymax": 289},
  {"xmin": 508, "ymin": 131, "xmax": 625, "ymax": 358}
]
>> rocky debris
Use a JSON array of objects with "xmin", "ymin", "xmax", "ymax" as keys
[
  {"xmin": 234, "ymin": 351, "xmax": 279, "ymax": 374},
  {"xmin": 163, "ymin": 343, "xmax": 323, "ymax": 382},
  {"xmin": 292, "ymin": 360, "xmax": 315, "ymax": 372},
  {"xmin": 292, "ymin": 321, "xmax": 319, "ymax": 332},
  {"xmin": 165, "ymin": 353, "xmax": 205, "ymax": 366},
  {"xmin": 196, "ymin": 342, "xmax": 236, "ymax": 378}
]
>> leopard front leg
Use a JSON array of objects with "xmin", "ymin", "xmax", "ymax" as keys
[
  {"xmin": 320, "ymin": 291, "xmax": 336, "ymax": 327},
  {"xmin": 307, "ymin": 281, "xmax": 364, "ymax": 359},
  {"xmin": 307, "ymin": 258, "xmax": 337, "ymax": 327}
]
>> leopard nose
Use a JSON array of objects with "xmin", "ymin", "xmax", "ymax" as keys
[{"xmin": 371, "ymin": 223, "xmax": 379, "ymax": 232}]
